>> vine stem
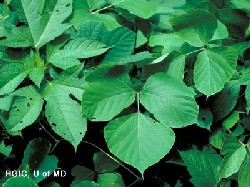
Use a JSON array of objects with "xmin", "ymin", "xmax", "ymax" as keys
[
  {"xmin": 92, "ymin": 0, "xmax": 125, "ymax": 14},
  {"xmin": 83, "ymin": 140, "xmax": 143, "ymax": 181}
]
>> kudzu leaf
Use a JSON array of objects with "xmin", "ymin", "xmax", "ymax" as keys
[
  {"xmin": 0, "ymin": 141, "xmax": 12, "ymax": 156},
  {"xmin": 21, "ymin": 0, "xmax": 72, "ymax": 48},
  {"xmin": 194, "ymin": 47, "xmax": 237, "ymax": 96},
  {"xmin": 5, "ymin": 86, "xmax": 43, "ymax": 132},
  {"xmin": 180, "ymin": 148, "xmax": 222, "ymax": 187},
  {"xmin": 211, "ymin": 20, "xmax": 229, "ymax": 41},
  {"xmin": 71, "ymin": 165, "xmax": 95, "ymax": 185},
  {"xmin": 140, "ymin": 72, "xmax": 198, "ymax": 128},
  {"xmin": 209, "ymin": 129, "xmax": 227, "ymax": 149},
  {"xmin": 72, "ymin": 181, "xmax": 100, "ymax": 187},
  {"xmin": 43, "ymin": 70, "xmax": 87, "ymax": 150},
  {"xmin": 97, "ymin": 173, "xmax": 125, "ymax": 187},
  {"xmin": 0, "ymin": 63, "xmax": 29, "ymax": 95},
  {"xmin": 2, "ymin": 177, "xmax": 38, "ymax": 187},
  {"xmin": 222, "ymin": 111, "xmax": 239, "ymax": 130},
  {"xmin": 197, "ymin": 107, "xmax": 213, "ymax": 130},
  {"xmin": 238, "ymin": 160, "xmax": 250, "ymax": 187},
  {"xmin": 170, "ymin": 9, "xmax": 217, "ymax": 47},
  {"xmin": 245, "ymin": 85, "xmax": 250, "ymax": 114},
  {"xmin": 93, "ymin": 151, "xmax": 119, "ymax": 173},
  {"xmin": 104, "ymin": 112, "xmax": 175, "ymax": 175},
  {"xmin": 82, "ymin": 72, "xmax": 135, "ymax": 121},
  {"xmin": 219, "ymin": 135, "xmax": 247, "ymax": 178}
]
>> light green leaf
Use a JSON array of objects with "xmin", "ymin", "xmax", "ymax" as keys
[
  {"xmin": 111, "ymin": 0, "xmax": 158, "ymax": 19},
  {"xmin": 180, "ymin": 148, "xmax": 222, "ymax": 187},
  {"xmin": 0, "ymin": 141, "xmax": 12, "ymax": 156},
  {"xmin": 149, "ymin": 33, "xmax": 184, "ymax": 55},
  {"xmin": 165, "ymin": 53, "xmax": 185, "ymax": 81},
  {"xmin": 140, "ymin": 72, "xmax": 198, "ymax": 128},
  {"xmin": 97, "ymin": 173, "xmax": 125, "ymax": 187},
  {"xmin": 136, "ymin": 30, "xmax": 147, "ymax": 48},
  {"xmin": 245, "ymin": 85, "xmax": 250, "ymax": 114},
  {"xmin": 194, "ymin": 47, "xmax": 237, "ymax": 96},
  {"xmin": 73, "ymin": 0, "xmax": 104, "ymax": 11},
  {"xmin": 231, "ymin": 0, "xmax": 250, "ymax": 13},
  {"xmin": 0, "ymin": 95, "xmax": 14, "ymax": 111},
  {"xmin": 93, "ymin": 151, "xmax": 120, "ymax": 173},
  {"xmin": 219, "ymin": 135, "xmax": 247, "ymax": 178},
  {"xmin": 222, "ymin": 111, "xmax": 239, "ymax": 130},
  {"xmin": 238, "ymin": 160, "xmax": 250, "ymax": 187},
  {"xmin": 21, "ymin": 0, "xmax": 72, "ymax": 48},
  {"xmin": 82, "ymin": 72, "xmax": 135, "ymax": 121},
  {"xmin": 5, "ymin": 86, "xmax": 43, "ymax": 132},
  {"xmin": 102, "ymin": 27, "xmax": 135, "ymax": 64},
  {"xmin": 104, "ymin": 112, "xmax": 175, "ymax": 174},
  {"xmin": 43, "ymin": 71, "xmax": 87, "ymax": 150},
  {"xmin": 0, "ymin": 63, "xmax": 29, "ymax": 95},
  {"xmin": 29, "ymin": 67, "xmax": 45, "ymax": 87},
  {"xmin": 170, "ymin": 9, "xmax": 217, "ymax": 47},
  {"xmin": 211, "ymin": 20, "xmax": 229, "ymax": 41},
  {"xmin": 2, "ymin": 177, "xmax": 38, "ymax": 187}
]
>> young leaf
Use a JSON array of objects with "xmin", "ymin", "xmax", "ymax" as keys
[
  {"xmin": 82, "ymin": 72, "xmax": 135, "ymax": 121},
  {"xmin": 43, "ymin": 70, "xmax": 87, "ymax": 150},
  {"xmin": 140, "ymin": 72, "xmax": 199, "ymax": 128},
  {"xmin": 0, "ymin": 63, "xmax": 29, "ymax": 95},
  {"xmin": 194, "ymin": 47, "xmax": 237, "ymax": 96},
  {"xmin": 180, "ymin": 148, "xmax": 222, "ymax": 187},
  {"xmin": 5, "ymin": 86, "xmax": 43, "ymax": 132},
  {"xmin": 104, "ymin": 112, "xmax": 175, "ymax": 175},
  {"xmin": 21, "ymin": 0, "xmax": 72, "ymax": 48},
  {"xmin": 170, "ymin": 9, "xmax": 217, "ymax": 47}
]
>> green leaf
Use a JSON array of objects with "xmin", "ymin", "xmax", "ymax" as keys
[
  {"xmin": 72, "ymin": 181, "xmax": 100, "ymax": 187},
  {"xmin": 5, "ymin": 86, "xmax": 43, "ymax": 132},
  {"xmin": 219, "ymin": 135, "xmax": 247, "ymax": 178},
  {"xmin": 209, "ymin": 81, "xmax": 240, "ymax": 121},
  {"xmin": 197, "ymin": 107, "xmax": 213, "ymax": 130},
  {"xmin": 209, "ymin": 129, "xmax": 227, "ymax": 149},
  {"xmin": 149, "ymin": 33, "xmax": 184, "ymax": 55},
  {"xmin": 111, "ymin": 0, "xmax": 158, "ymax": 19},
  {"xmin": 101, "ymin": 27, "xmax": 135, "ymax": 64},
  {"xmin": 180, "ymin": 148, "xmax": 222, "ymax": 187},
  {"xmin": 97, "ymin": 173, "xmax": 125, "ymax": 187},
  {"xmin": 170, "ymin": 9, "xmax": 217, "ymax": 47},
  {"xmin": 194, "ymin": 47, "xmax": 237, "ymax": 96},
  {"xmin": 43, "ymin": 70, "xmax": 87, "ymax": 150},
  {"xmin": 82, "ymin": 72, "xmax": 135, "ymax": 121},
  {"xmin": 222, "ymin": 111, "xmax": 239, "ymax": 130},
  {"xmin": 245, "ymin": 85, "xmax": 250, "ymax": 114},
  {"xmin": 165, "ymin": 53, "xmax": 185, "ymax": 81},
  {"xmin": 211, "ymin": 20, "xmax": 229, "ymax": 41},
  {"xmin": 71, "ymin": 165, "xmax": 95, "ymax": 185},
  {"xmin": 238, "ymin": 160, "xmax": 250, "ymax": 187},
  {"xmin": 104, "ymin": 112, "xmax": 175, "ymax": 174},
  {"xmin": 21, "ymin": 0, "xmax": 72, "ymax": 48},
  {"xmin": 136, "ymin": 30, "xmax": 147, "ymax": 48},
  {"xmin": 50, "ymin": 39, "xmax": 109, "ymax": 61},
  {"xmin": 231, "ymin": 0, "xmax": 250, "ymax": 13},
  {"xmin": 93, "ymin": 151, "xmax": 120, "ymax": 173},
  {"xmin": 73, "ymin": 0, "xmax": 104, "ymax": 11},
  {"xmin": 140, "ymin": 72, "xmax": 198, "ymax": 128},
  {"xmin": 0, "ymin": 95, "xmax": 14, "ymax": 111},
  {"xmin": 0, "ymin": 141, "xmax": 12, "ymax": 156},
  {"xmin": 0, "ymin": 63, "xmax": 29, "ymax": 95},
  {"xmin": 2, "ymin": 177, "xmax": 38, "ymax": 187}
]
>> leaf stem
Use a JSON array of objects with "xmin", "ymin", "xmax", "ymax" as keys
[
  {"xmin": 136, "ymin": 92, "xmax": 140, "ymax": 112},
  {"xmin": 92, "ymin": 0, "xmax": 125, "ymax": 14},
  {"xmin": 185, "ymin": 48, "xmax": 204, "ymax": 56},
  {"xmin": 83, "ymin": 140, "xmax": 143, "ymax": 180}
]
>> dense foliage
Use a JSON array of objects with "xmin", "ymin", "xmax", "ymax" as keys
[{"xmin": 0, "ymin": 0, "xmax": 250, "ymax": 186}]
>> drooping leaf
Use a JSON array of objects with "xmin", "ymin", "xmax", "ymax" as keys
[
  {"xmin": 2, "ymin": 177, "xmax": 38, "ymax": 187},
  {"xmin": 97, "ymin": 173, "xmax": 125, "ymax": 187},
  {"xmin": 104, "ymin": 112, "xmax": 175, "ymax": 174},
  {"xmin": 238, "ymin": 160, "xmax": 250, "ymax": 187},
  {"xmin": 43, "ymin": 69, "xmax": 87, "ymax": 150},
  {"xmin": 170, "ymin": 9, "xmax": 217, "ymax": 47},
  {"xmin": 219, "ymin": 135, "xmax": 247, "ymax": 178},
  {"xmin": 180, "ymin": 148, "xmax": 222, "ymax": 187},
  {"xmin": 0, "ymin": 63, "xmax": 29, "ymax": 95},
  {"xmin": 140, "ymin": 72, "xmax": 198, "ymax": 128},
  {"xmin": 4, "ymin": 86, "xmax": 43, "ymax": 132},
  {"xmin": 82, "ymin": 72, "xmax": 135, "ymax": 121},
  {"xmin": 21, "ymin": 0, "xmax": 72, "ymax": 48},
  {"xmin": 194, "ymin": 47, "xmax": 237, "ymax": 96}
]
